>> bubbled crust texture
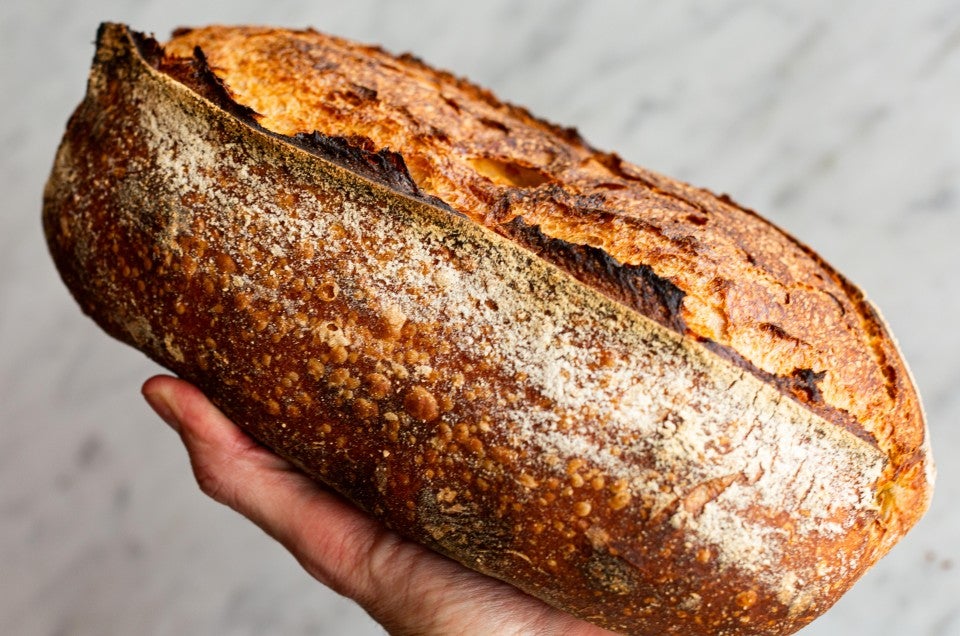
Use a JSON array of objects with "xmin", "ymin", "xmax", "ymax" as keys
[
  {"xmin": 164, "ymin": 26, "xmax": 932, "ymax": 548},
  {"xmin": 43, "ymin": 24, "xmax": 932, "ymax": 636}
]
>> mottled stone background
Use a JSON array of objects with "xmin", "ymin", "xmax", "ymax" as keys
[{"xmin": 2, "ymin": 1, "xmax": 957, "ymax": 634}]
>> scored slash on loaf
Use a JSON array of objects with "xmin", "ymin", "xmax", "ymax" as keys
[{"xmin": 43, "ymin": 23, "xmax": 934, "ymax": 635}]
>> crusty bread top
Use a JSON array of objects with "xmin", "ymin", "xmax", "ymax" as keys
[
  {"xmin": 40, "ymin": 23, "xmax": 938, "ymax": 633},
  {"xmin": 160, "ymin": 26, "xmax": 931, "ymax": 549}
]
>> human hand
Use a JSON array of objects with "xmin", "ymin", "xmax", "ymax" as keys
[{"xmin": 142, "ymin": 375, "xmax": 617, "ymax": 636}]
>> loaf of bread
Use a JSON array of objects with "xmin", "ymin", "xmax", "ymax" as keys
[{"xmin": 43, "ymin": 23, "xmax": 934, "ymax": 635}]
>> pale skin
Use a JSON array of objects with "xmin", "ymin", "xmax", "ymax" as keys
[{"xmin": 142, "ymin": 375, "xmax": 617, "ymax": 636}]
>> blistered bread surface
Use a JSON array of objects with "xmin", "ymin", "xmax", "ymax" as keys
[{"xmin": 42, "ymin": 24, "xmax": 934, "ymax": 636}]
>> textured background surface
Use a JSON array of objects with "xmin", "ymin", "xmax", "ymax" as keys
[{"xmin": 2, "ymin": 1, "xmax": 958, "ymax": 634}]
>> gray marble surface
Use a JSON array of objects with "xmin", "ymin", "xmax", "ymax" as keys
[{"xmin": 2, "ymin": 1, "xmax": 958, "ymax": 634}]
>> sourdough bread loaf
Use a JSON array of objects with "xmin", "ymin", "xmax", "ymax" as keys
[{"xmin": 43, "ymin": 23, "xmax": 934, "ymax": 635}]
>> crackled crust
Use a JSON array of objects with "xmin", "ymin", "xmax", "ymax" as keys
[
  {"xmin": 164, "ymin": 26, "xmax": 932, "ymax": 546},
  {"xmin": 43, "ymin": 24, "xmax": 933, "ymax": 636}
]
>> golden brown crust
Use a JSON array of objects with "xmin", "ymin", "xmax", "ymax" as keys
[
  {"xmin": 163, "ymin": 26, "xmax": 932, "ymax": 548},
  {"xmin": 43, "ymin": 23, "xmax": 933, "ymax": 636}
]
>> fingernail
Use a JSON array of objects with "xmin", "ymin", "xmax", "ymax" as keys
[{"xmin": 144, "ymin": 389, "xmax": 181, "ymax": 433}]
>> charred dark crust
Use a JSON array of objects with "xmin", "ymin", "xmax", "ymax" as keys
[
  {"xmin": 699, "ymin": 340, "xmax": 877, "ymax": 445},
  {"xmin": 126, "ymin": 28, "xmax": 455, "ymax": 215},
  {"xmin": 502, "ymin": 216, "xmax": 688, "ymax": 334},
  {"xmin": 289, "ymin": 131, "xmax": 423, "ymax": 200},
  {"xmin": 289, "ymin": 129, "xmax": 455, "ymax": 212},
  {"xmin": 131, "ymin": 29, "xmax": 261, "ymax": 126},
  {"xmin": 500, "ymin": 215, "xmax": 878, "ymax": 446},
  {"xmin": 162, "ymin": 46, "xmax": 262, "ymax": 125},
  {"xmin": 126, "ymin": 27, "xmax": 165, "ymax": 65}
]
